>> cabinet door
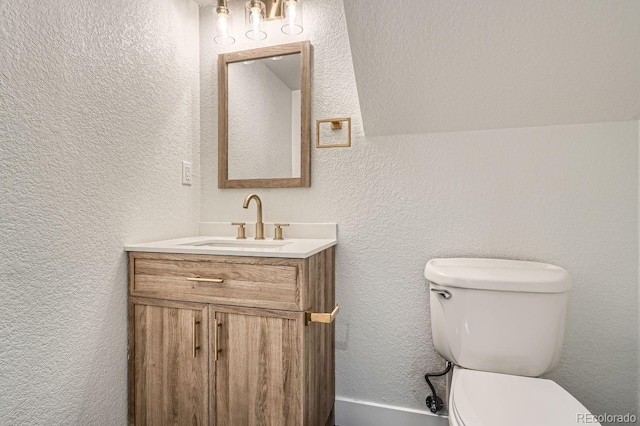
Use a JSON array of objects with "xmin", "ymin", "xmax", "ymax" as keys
[
  {"xmin": 129, "ymin": 298, "xmax": 208, "ymax": 426},
  {"xmin": 211, "ymin": 306, "xmax": 303, "ymax": 426}
]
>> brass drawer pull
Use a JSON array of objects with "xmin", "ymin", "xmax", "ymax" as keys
[
  {"xmin": 192, "ymin": 317, "xmax": 201, "ymax": 358},
  {"xmin": 306, "ymin": 304, "xmax": 340, "ymax": 325},
  {"xmin": 186, "ymin": 277, "xmax": 224, "ymax": 283},
  {"xmin": 213, "ymin": 319, "xmax": 222, "ymax": 361}
]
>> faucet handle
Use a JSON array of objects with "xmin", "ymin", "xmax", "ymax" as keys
[
  {"xmin": 231, "ymin": 222, "xmax": 246, "ymax": 240},
  {"xmin": 273, "ymin": 223, "xmax": 289, "ymax": 241}
]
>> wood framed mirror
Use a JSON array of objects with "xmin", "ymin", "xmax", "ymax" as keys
[{"xmin": 218, "ymin": 41, "xmax": 311, "ymax": 189}]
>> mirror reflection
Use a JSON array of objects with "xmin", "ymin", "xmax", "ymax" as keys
[
  {"xmin": 227, "ymin": 53, "xmax": 301, "ymax": 180},
  {"xmin": 218, "ymin": 41, "xmax": 310, "ymax": 189}
]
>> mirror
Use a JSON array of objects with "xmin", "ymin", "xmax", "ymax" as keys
[{"xmin": 218, "ymin": 41, "xmax": 311, "ymax": 188}]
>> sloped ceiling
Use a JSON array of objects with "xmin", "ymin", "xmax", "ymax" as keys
[{"xmin": 343, "ymin": 0, "xmax": 640, "ymax": 136}]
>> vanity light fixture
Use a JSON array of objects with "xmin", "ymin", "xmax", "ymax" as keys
[
  {"xmin": 214, "ymin": 0, "xmax": 236, "ymax": 45},
  {"xmin": 281, "ymin": 0, "xmax": 303, "ymax": 35},
  {"xmin": 213, "ymin": 0, "xmax": 304, "ymax": 45},
  {"xmin": 245, "ymin": 0, "xmax": 267, "ymax": 40}
]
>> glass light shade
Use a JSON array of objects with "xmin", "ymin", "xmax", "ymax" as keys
[
  {"xmin": 214, "ymin": 8, "xmax": 235, "ymax": 45},
  {"xmin": 281, "ymin": 0, "xmax": 303, "ymax": 35},
  {"xmin": 245, "ymin": 0, "xmax": 267, "ymax": 41}
]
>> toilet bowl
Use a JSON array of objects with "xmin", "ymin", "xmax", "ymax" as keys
[
  {"xmin": 425, "ymin": 258, "xmax": 600, "ymax": 426},
  {"xmin": 448, "ymin": 367, "xmax": 596, "ymax": 426}
]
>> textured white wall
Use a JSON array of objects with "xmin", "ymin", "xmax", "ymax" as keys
[
  {"xmin": 343, "ymin": 0, "xmax": 640, "ymax": 136},
  {"xmin": 0, "ymin": 0, "xmax": 200, "ymax": 424},
  {"xmin": 3, "ymin": 0, "xmax": 633, "ymax": 424},
  {"xmin": 228, "ymin": 60, "xmax": 293, "ymax": 179},
  {"xmin": 200, "ymin": 0, "xmax": 639, "ymax": 419}
]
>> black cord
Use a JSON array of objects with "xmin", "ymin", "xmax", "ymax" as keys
[{"xmin": 424, "ymin": 361, "xmax": 452, "ymax": 413}]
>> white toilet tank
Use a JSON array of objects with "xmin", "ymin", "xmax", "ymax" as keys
[{"xmin": 425, "ymin": 258, "xmax": 572, "ymax": 377}]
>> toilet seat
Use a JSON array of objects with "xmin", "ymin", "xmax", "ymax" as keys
[{"xmin": 449, "ymin": 368, "xmax": 600, "ymax": 426}]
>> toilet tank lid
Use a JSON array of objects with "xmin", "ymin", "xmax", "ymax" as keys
[{"xmin": 424, "ymin": 258, "xmax": 571, "ymax": 293}]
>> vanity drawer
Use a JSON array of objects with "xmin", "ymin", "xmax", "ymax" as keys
[{"xmin": 129, "ymin": 253, "xmax": 302, "ymax": 310}]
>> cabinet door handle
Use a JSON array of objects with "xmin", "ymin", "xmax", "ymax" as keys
[
  {"xmin": 192, "ymin": 317, "xmax": 201, "ymax": 358},
  {"xmin": 306, "ymin": 304, "xmax": 340, "ymax": 325},
  {"xmin": 213, "ymin": 319, "xmax": 222, "ymax": 361},
  {"xmin": 186, "ymin": 277, "xmax": 224, "ymax": 283}
]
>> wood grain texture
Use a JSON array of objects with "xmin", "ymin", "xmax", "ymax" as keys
[
  {"xmin": 219, "ymin": 177, "xmax": 308, "ymax": 189},
  {"xmin": 128, "ymin": 248, "xmax": 335, "ymax": 425},
  {"xmin": 130, "ymin": 251, "xmax": 304, "ymax": 266},
  {"xmin": 218, "ymin": 41, "xmax": 311, "ymax": 189},
  {"xmin": 222, "ymin": 42, "xmax": 308, "ymax": 63},
  {"xmin": 212, "ymin": 306, "xmax": 304, "ymax": 426},
  {"xmin": 303, "ymin": 247, "xmax": 336, "ymax": 426},
  {"xmin": 128, "ymin": 255, "xmax": 136, "ymax": 424},
  {"xmin": 299, "ymin": 40, "xmax": 311, "ymax": 187},
  {"xmin": 129, "ymin": 297, "xmax": 208, "ymax": 426},
  {"xmin": 131, "ymin": 253, "xmax": 302, "ymax": 310},
  {"xmin": 218, "ymin": 52, "xmax": 228, "ymax": 188}
]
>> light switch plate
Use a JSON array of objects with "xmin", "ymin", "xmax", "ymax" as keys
[{"xmin": 182, "ymin": 161, "xmax": 192, "ymax": 185}]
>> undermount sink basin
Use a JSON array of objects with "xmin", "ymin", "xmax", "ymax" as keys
[{"xmin": 181, "ymin": 239, "xmax": 290, "ymax": 249}]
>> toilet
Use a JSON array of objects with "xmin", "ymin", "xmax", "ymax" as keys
[{"xmin": 424, "ymin": 258, "xmax": 600, "ymax": 426}]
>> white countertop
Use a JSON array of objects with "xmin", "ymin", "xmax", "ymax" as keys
[{"xmin": 125, "ymin": 223, "xmax": 337, "ymax": 259}]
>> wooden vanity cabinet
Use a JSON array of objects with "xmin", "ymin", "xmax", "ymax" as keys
[
  {"xmin": 128, "ymin": 298, "xmax": 208, "ymax": 425},
  {"xmin": 127, "ymin": 247, "xmax": 335, "ymax": 426}
]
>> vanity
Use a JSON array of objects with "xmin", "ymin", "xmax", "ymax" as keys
[
  {"xmin": 125, "ymin": 39, "xmax": 332, "ymax": 425},
  {"xmin": 125, "ymin": 222, "xmax": 337, "ymax": 426}
]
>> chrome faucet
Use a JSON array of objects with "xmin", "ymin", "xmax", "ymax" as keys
[{"xmin": 242, "ymin": 193, "xmax": 264, "ymax": 240}]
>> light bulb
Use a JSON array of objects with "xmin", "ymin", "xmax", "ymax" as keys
[
  {"xmin": 214, "ymin": 4, "xmax": 235, "ymax": 45},
  {"xmin": 218, "ymin": 13, "xmax": 229, "ymax": 35},
  {"xmin": 281, "ymin": 0, "xmax": 303, "ymax": 35},
  {"xmin": 250, "ymin": 6, "xmax": 262, "ymax": 21},
  {"xmin": 287, "ymin": 2, "xmax": 297, "ymax": 21},
  {"xmin": 252, "ymin": 9, "xmax": 260, "ymax": 36},
  {"xmin": 245, "ymin": 1, "xmax": 266, "ymax": 40}
]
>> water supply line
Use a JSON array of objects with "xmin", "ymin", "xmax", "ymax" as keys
[{"xmin": 424, "ymin": 361, "xmax": 452, "ymax": 413}]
